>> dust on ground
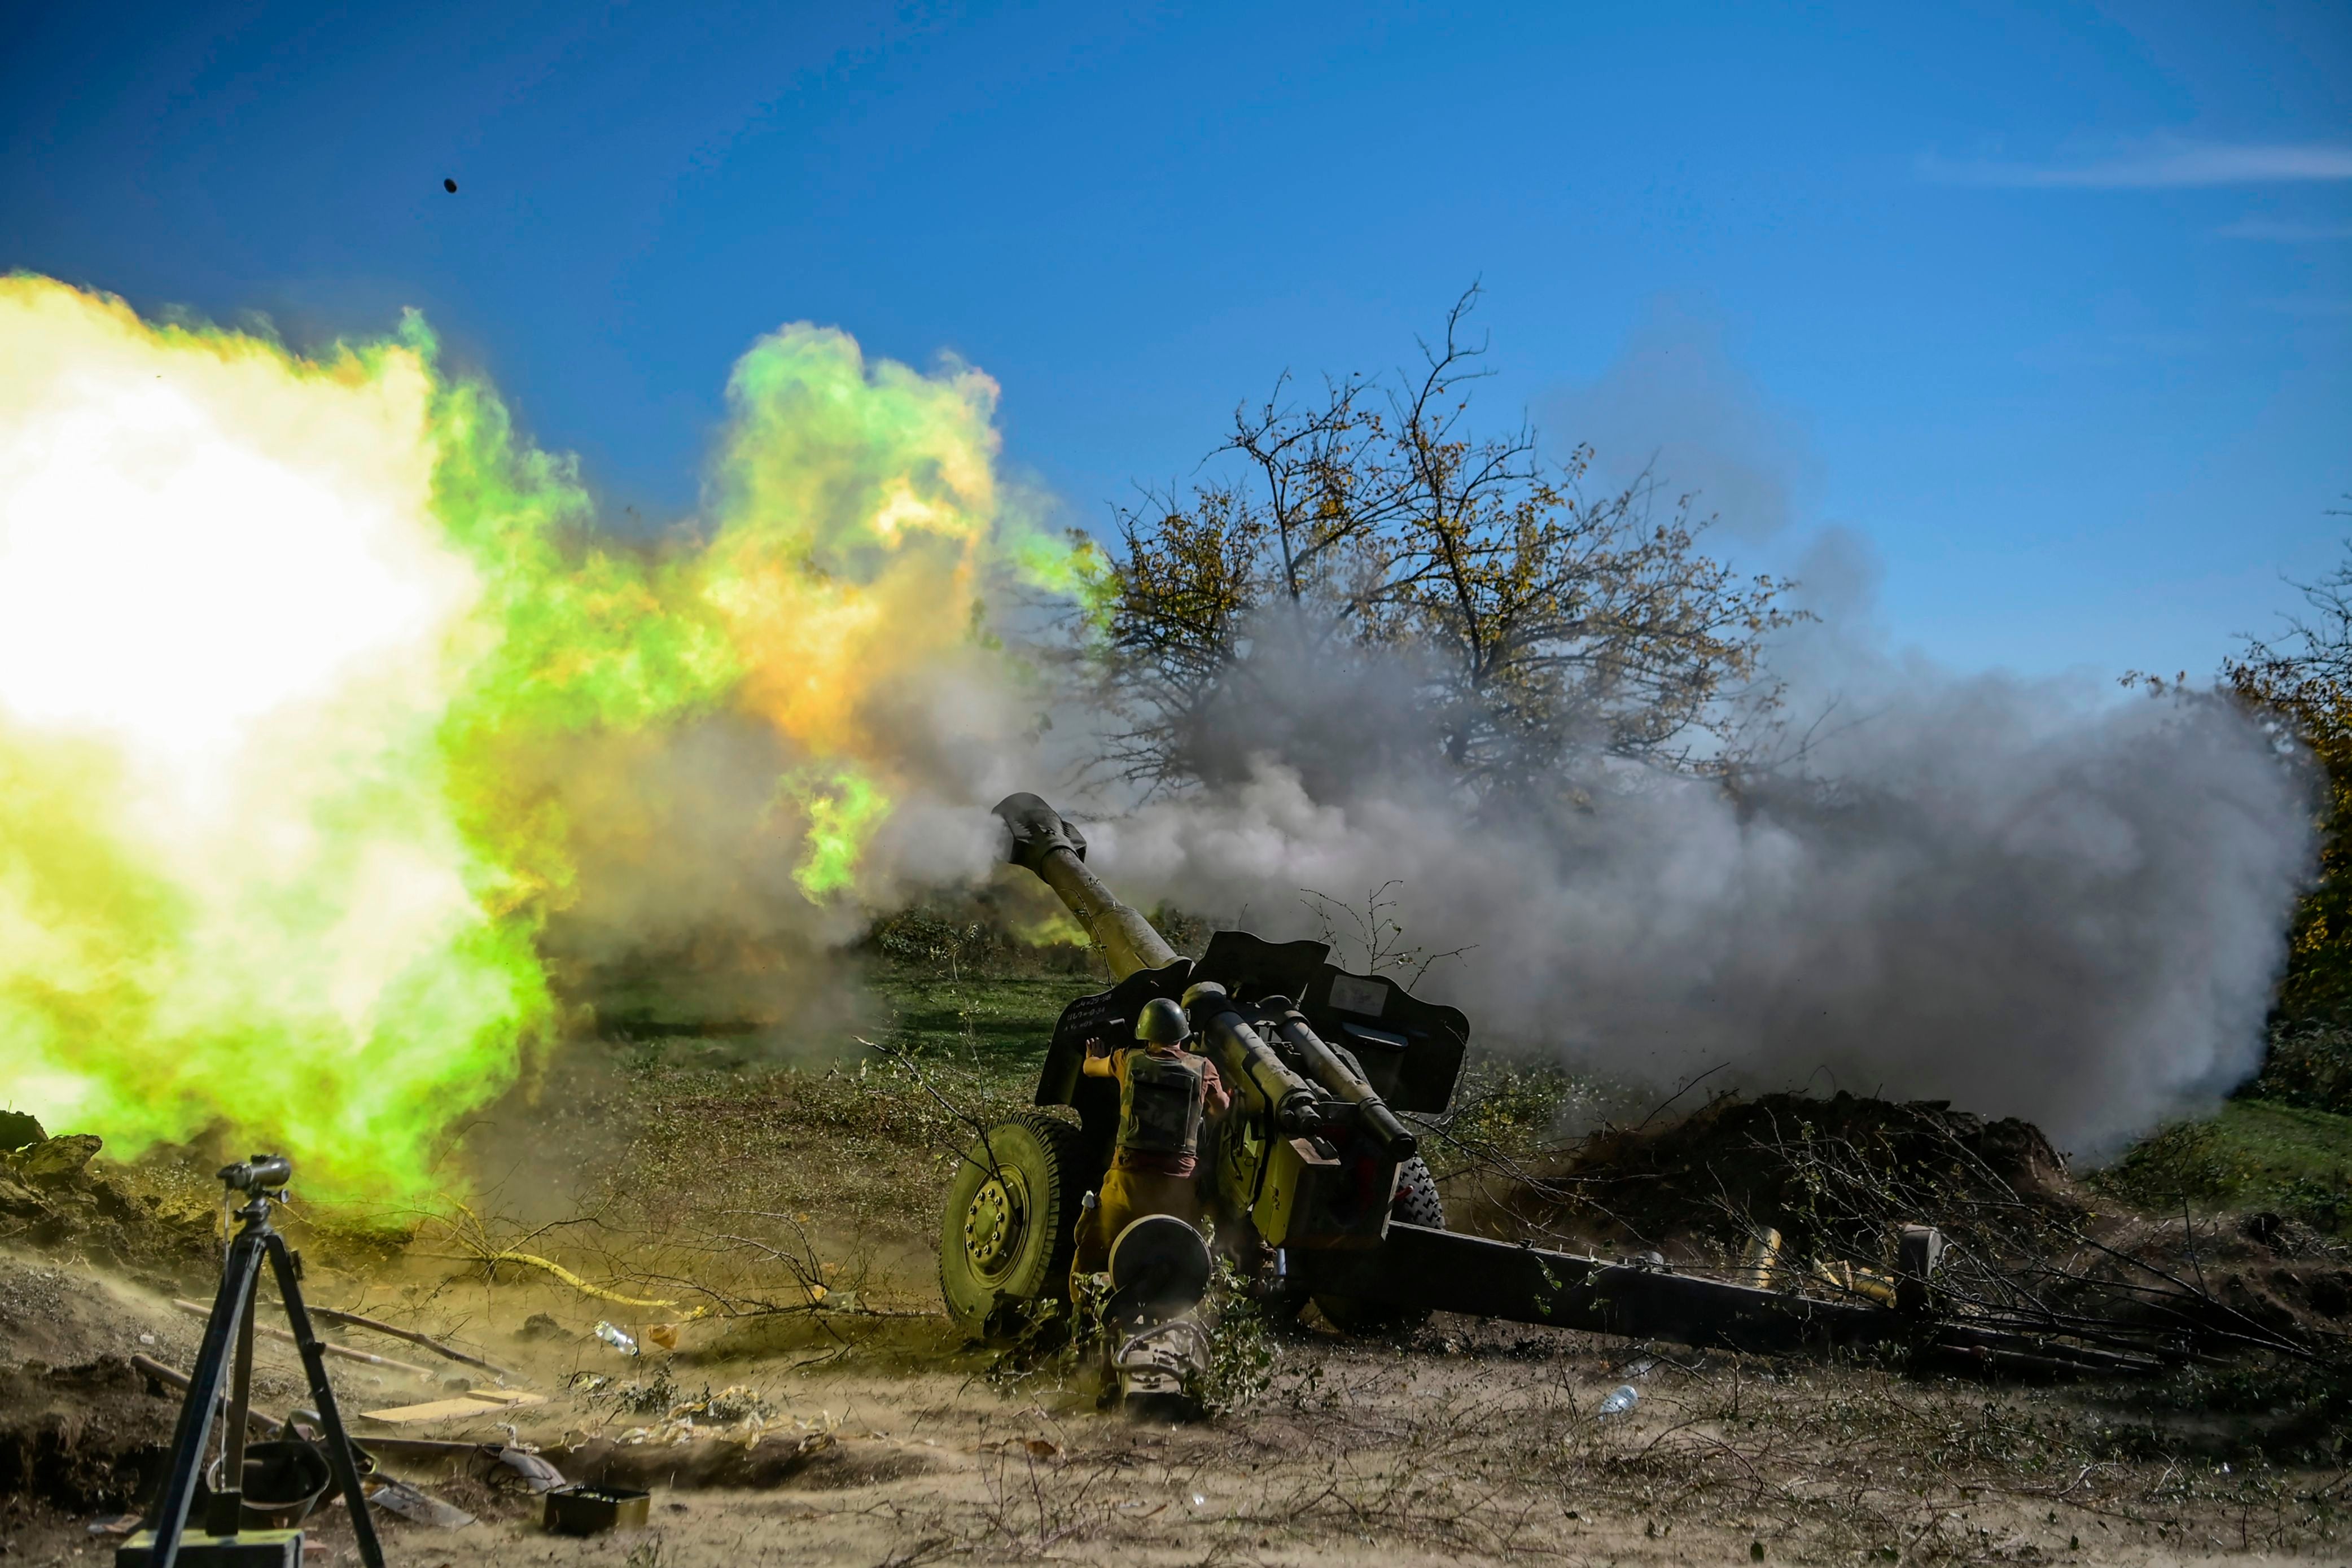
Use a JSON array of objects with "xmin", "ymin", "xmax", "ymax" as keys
[
  {"xmin": 2, "ymin": 951, "xmax": 2349, "ymax": 1565},
  {"xmin": 3, "ymin": 1247, "xmax": 2347, "ymax": 1567}
]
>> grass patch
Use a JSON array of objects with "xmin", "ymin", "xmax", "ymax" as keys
[
  {"xmin": 860, "ymin": 963, "xmax": 1086, "ymax": 1080},
  {"xmin": 484, "ymin": 950, "xmax": 1079, "ymax": 1309},
  {"xmin": 2092, "ymin": 1099, "xmax": 2352, "ymax": 1234}
]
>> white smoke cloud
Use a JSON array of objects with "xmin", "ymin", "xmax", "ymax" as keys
[
  {"xmin": 1062, "ymin": 589, "xmax": 2311, "ymax": 1158},
  {"xmin": 1918, "ymin": 138, "xmax": 2352, "ymax": 190},
  {"xmin": 516, "ymin": 303, "xmax": 2311, "ymax": 1160},
  {"xmin": 1539, "ymin": 299, "xmax": 1816, "ymax": 545}
]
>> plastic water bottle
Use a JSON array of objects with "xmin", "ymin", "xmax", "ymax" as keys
[
  {"xmin": 593, "ymin": 1320, "xmax": 639, "ymax": 1356},
  {"xmin": 1597, "ymin": 1384, "xmax": 1639, "ymax": 1418}
]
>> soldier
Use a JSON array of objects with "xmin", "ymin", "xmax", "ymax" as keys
[{"xmin": 1070, "ymin": 997, "xmax": 1231, "ymax": 1295}]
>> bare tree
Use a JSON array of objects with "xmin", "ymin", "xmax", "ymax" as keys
[{"xmin": 1090, "ymin": 290, "xmax": 1802, "ymax": 796}]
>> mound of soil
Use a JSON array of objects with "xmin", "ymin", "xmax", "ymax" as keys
[
  {"xmin": 1480, "ymin": 1089, "xmax": 2082, "ymax": 1260},
  {"xmin": 0, "ymin": 1357, "xmax": 175, "ymax": 1511},
  {"xmin": 1478, "ymin": 1090, "xmax": 2352, "ymax": 1362},
  {"xmin": 0, "ymin": 1255, "xmax": 209, "ymax": 1517},
  {"xmin": 1, "ymin": 1131, "xmax": 220, "ymax": 1282},
  {"xmin": 551, "ymin": 1431, "xmax": 935, "ymax": 1492},
  {"xmin": 2051, "ymin": 1208, "xmax": 2352, "ymax": 1348}
]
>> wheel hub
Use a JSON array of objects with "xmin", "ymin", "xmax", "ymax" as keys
[{"xmin": 963, "ymin": 1175, "xmax": 1021, "ymax": 1275}]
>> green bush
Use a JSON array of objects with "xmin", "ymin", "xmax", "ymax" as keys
[
  {"xmin": 2090, "ymin": 1121, "xmax": 2235, "ymax": 1207},
  {"xmin": 2244, "ymin": 1021, "xmax": 2352, "ymax": 1115},
  {"xmin": 1193, "ymin": 1260, "xmax": 1280, "ymax": 1416}
]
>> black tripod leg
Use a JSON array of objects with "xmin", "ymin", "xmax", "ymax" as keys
[
  {"xmin": 205, "ymin": 1269, "xmax": 261, "ymax": 1534},
  {"xmin": 264, "ymin": 1234, "xmax": 386, "ymax": 1568},
  {"xmin": 151, "ymin": 1232, "xmax": 266, "ymax": 1568}
]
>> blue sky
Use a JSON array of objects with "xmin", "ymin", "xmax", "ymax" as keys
[{"xmin": 4, "ymin": 1, "xmax": 2346, "ymax": 681}]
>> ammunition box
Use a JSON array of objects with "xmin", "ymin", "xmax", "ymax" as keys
[{"xmin": 117, "ymin": 1529, "xmax": 303, "ymax": 1567}]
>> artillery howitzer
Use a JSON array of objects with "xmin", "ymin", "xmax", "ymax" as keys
[{"xmin": 938, "ymin": 794, "xmax": 2167, "ymax": 1378}]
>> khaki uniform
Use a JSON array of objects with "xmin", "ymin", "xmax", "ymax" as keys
[{"xmin": 1070, "ymin": 1043, "xmax": 1229, "ymax": 1291}]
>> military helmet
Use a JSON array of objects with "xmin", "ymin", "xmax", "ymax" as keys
[{"xmin": 1135, "ymin": 996, "xmax": 1191, "ymax": 1046}]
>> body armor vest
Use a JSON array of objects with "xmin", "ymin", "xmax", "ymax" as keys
[{"xmin": 1118, "ymin": 1048, "xmax": 1206, "ymax": 1160}]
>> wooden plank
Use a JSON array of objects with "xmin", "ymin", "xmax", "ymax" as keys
[{"xmin": 360, "ymin": 1391, "xmax": 547, "ymax": 1425}]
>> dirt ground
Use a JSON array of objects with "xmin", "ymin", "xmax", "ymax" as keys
[
  {"xmin": 2, "ymin": 1246, "xmax": 2347, "ymax": 1567},
  {"xmin": 3, "ymin": 966, "xmax": 2347, "ymax": 1567}
]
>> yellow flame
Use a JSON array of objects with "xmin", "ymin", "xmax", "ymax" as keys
[
  {"xmin": 700, "ymin": 325, "xmax": 1005, "ymax": 764},
  {"xmin": 0, "ymin": 277, "xmax": 535, "ymax": 1191},
  {"xmin": 778, "ymin": 767, "xmax": 894, "ymax": 900},
  {"xmin": 0, "ymin": 277, "xmax": 1087, "ymax": 1192}
]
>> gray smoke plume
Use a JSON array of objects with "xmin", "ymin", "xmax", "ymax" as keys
[
  {"xmin": 1061, "ymin": 564, "xmax": 2313, "ymax": 1158},
  {"xmin": 513, "ymin": 519, "xmax": 2309, "ymax": 1157},
  {"xmin": 503, "ymin": 308, "xmax": 2311, "ymax": 1159},
  {"xmin": 523, "ymin": 650, "xmax": 1033, "ymax": 1032},
  {"xmin": 1541, "ymin": 298, "xmax": 1819, "ymax": 546}
]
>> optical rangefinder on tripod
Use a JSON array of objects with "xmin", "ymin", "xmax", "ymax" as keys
[{"xmin": 117, "ymin": 1155, "xmax": 385, "ymax": 1568}]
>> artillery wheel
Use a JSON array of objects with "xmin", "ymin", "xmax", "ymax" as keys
[
  {"xmin": 1311, "ymin": 1156, "xmax": 1445, "ymax": 1335},
  {"xmin": 939, "ymin": 1110, "xmax": 1087, "ymax": 1342}
]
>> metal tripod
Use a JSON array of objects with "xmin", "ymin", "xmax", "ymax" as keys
[{"xmin": 143, "ymin": 1155, "xmax": 385, "ymax": 1568}]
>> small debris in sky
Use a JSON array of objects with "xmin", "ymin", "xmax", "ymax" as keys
[{"xmin": 443, "ymin": 178, "xmax": 458, "ymax": 193}]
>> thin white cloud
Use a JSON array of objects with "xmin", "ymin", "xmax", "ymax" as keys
[
  {"xmin": 2254, "ymin": 296, "xmax": 2352, "ymax": 319},
  {"xmin": 2217, "ymin": 217, "xmax": 2352, "ymax": 241},
  {"xmin": 1921, "ymin": 139, "xmax": 2352, "ymax": 190}
]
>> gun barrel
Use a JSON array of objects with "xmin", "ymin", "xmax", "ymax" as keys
[
  {"xmin": 1185, "ymin": 983, "xmax": 1321, "ymax": 1133},
  {"xmin": 1270, "ymin": 1009, "xmax": 1418, "ymax": 1159},
  {"xmin": 992, "ymin": 793, "xmax": 1179, "ymax": 982}
]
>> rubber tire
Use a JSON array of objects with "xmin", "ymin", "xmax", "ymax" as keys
[
  {"xmin": 938, "ymin": 1111, "xmax": 1087, "ymax": 1342},
  {"xmin": 1312, "ymin": 1155, "xmax": 1445, "ymax": 1335}
]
